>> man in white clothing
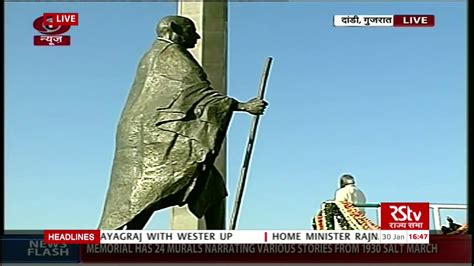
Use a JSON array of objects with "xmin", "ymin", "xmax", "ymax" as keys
[{"xmin": 334, "ymin": 174, "xmax": 367, "ymax": 215}]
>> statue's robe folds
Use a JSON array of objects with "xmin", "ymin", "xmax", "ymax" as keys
[{"xmin": 99, "ymin": 40, "xmax": 235, "ymax": 229}]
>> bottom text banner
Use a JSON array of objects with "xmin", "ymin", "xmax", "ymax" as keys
[
  {"xmin": 43, "ymin": 230, "xmax": 429, "ymax": 244},
  {"xmin": 2, "ymin": 234, "xmax": 470, "ymax": 263}
]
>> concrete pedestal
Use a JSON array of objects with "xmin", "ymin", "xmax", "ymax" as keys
[{"xmin": 171, "ymin": 1, "xmax": 228, "ymax": 230}]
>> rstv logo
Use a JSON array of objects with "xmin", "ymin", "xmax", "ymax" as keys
[
  {"xmin": 390, "ymin": 205, "xmax": 422, "ymax": 221},
  {"xmin": 380, "ymin": 202, "xmax": 429, "ymax": 230}
]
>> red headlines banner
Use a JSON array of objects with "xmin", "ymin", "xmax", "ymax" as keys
[
  {"xmin": 79, "ymin": 235, "xmax": 471, "ymax": 263},
  {"xmin": 44, "ymin": 230, "xmax": 100, "ymax": 244}
]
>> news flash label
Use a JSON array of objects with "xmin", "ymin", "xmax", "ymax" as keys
[
  {"xmin": 334, "ymin": 15, "xmax": 435, "ymax": 27},
  {"xmin": 44, "ymin": 229, "xmax": 429, "ymax": 245}
]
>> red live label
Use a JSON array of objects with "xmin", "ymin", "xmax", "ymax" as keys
[
  {"xmin": 44, "ymin": 230, "xmax": 100, "ymax": 244},
  {"xmin": 43, "ymin": 13, "xmax": 79, "ymax": 26},
  {"xmin": 393, "ymin": 15, "xmax": 435, "ymax": 27},
  {"xmin": 380, "ymin": 202, "xmax": 430, "ymax": 230}
]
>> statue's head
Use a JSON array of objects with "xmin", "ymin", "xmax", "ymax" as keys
[
  {"xmin": 157, "ymin": 16, "xmax": 200, "ymax": 48},
  {"xmin": 339, "ymin": 174, "xmax": 355, "ymax": 188}
]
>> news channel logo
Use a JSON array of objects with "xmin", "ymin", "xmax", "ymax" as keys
[
  {"xmin": 33, "ymin": 13, "xmax": 78, "ymax": 46},
  {"xmin": 380, "ymin": 202, "xmax": 430, "ymax": 230}
]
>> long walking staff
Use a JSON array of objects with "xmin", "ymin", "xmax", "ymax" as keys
[{"xmin": 229, "ymin": 57, "xmax": 273, "ymax": 230}]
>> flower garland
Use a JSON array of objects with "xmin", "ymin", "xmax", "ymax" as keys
[
  {"xmin": 313, "ymin": 201, "xmax": 380, "ymax": 230},
  {"xmin": 336, "ymin": 201, "xmax": 380, "ymax": 230}
]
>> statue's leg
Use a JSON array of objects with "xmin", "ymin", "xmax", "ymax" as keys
[
  {"xmin": 126, "ymin": 194, "xmax": 181, "ymax": 230},
  {"xmin": 126, "ymin": 207, "xmax": 155, "ymax": 230},
  {"xmin": 204, "ymin": 199, "xmax": 226, "ymax": 229},
  {"xmin": 192, "ymin": 164, "xmax": 226, "ymax": 230}
]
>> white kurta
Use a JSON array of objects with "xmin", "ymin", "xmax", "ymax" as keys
[
  {"xmin": 335, "ymin": 184, "xmax": 367, "ymax": 206},
  {"xmin": 334, "ymin": 184, "xmax": 367, "ymax": 229}
]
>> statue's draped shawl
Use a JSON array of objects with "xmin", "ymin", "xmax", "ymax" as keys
[{"xmin": 99, "ymin": 40, "xmax": 234, "ymax": 229}]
